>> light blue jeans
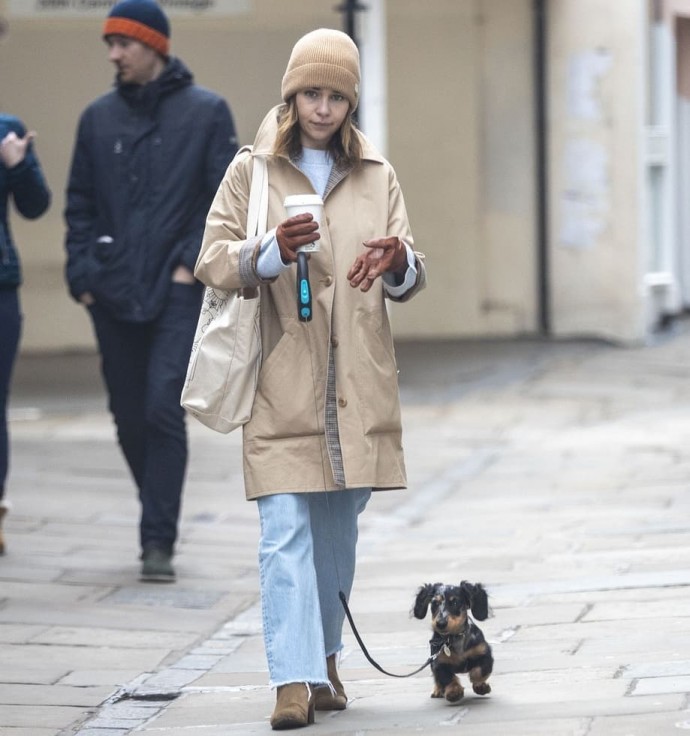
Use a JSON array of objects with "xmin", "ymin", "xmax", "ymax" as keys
[{"xmin": 257, "ymin": 488, "xmax": 371, "ymax": 688}]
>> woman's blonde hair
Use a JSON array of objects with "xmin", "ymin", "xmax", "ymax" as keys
[{"xmin": 273, "ymin": 98, "xmax": 362, "ymax": 167}]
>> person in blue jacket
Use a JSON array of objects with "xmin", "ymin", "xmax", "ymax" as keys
[
  {"xmin": 0, "ymin": 115, "xmax": 51, "ymax": 556},
  {"xmin": 64, "ymin": 0, "xmax": 238, "ymax": 582}
]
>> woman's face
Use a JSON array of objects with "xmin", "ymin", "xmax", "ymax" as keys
[{"xmin": 295, "ymin": 88, "xmax": 350, "ymax": 150}]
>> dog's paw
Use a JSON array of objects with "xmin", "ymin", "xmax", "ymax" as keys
[
  {"xmin": 444, "ymin": 683, "xmax": 465, "ymax": 703},
  {"xmin": 472, "ymin": 682, "xmax": 491, "ymax": 696},
  {"xmin": 431, "ymin": 684, "xmax": 444, "ymax": 698}
]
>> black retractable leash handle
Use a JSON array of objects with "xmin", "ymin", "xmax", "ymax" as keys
[
  {"xmin": 296, "ymin": 251, "xmax": 312, "ymax": 322},
  {"xmin": 338, "ymin": 591, "xmax": 435, "ymax": 678}
]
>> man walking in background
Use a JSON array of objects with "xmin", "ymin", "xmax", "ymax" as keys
[{"xmin": 64, "ymin": 0, "xmax": 237, "ymax": 582}]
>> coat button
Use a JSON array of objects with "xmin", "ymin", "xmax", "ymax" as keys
[
  {"xmin": 323, "ymin": 275, "xmax": 333, "ymax": 286},
  {"xmin": 338, "ymin": 397, "xmax": 347, "ymax": 408},
  {"xmin": 331, "ymin": 336, "xmax": 339, "ymax": 348}
]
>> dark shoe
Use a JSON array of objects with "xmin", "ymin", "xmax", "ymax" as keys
[
  {"xmin": 270, "ymin": 683, "xmax": 314, "ymax": 730},
  {"xmin": 140, "ymin": 547, "xmax": 175, "ymax": 583},
  {"xmin": 314, "ymin": 653, "xmax": 347, "ymax": 711},
  {"xmin": 0, "ymin": 502, "xmax": 8, "ymax": 556}
]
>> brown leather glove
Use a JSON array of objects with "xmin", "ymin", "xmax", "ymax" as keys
[
  {"xmin": 347, "ymin": 237, "xmax": 408, "ymax": 292},
  {"xmin": 276, "ymin": 213, "xmax": 320, "ymax": 263}
]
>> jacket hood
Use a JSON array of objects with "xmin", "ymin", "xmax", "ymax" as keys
[{"xmin": 251, "ymin": 104, "xmax": 385, "ymax": 164}]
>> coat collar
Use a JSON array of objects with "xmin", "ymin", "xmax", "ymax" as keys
[{"xmin": 116, "ymin": 56, "xmax": 193, "ymax": 111}]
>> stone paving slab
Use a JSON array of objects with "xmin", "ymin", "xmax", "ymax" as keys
[
  {"xmin": 57, "ymin": 669, "xmax": 149, "ymax": 688},
  {"xmin": 0, "ymin": 684, "xmax": 112, "ymax": 707},
  {"xmin": 0, "ymin": 704, "xmax": 87, "ymax": 729},
  {"xmin": 0, "ymin": 642, "xmax": 171, "ymax": 671},
  {"xmin": 0, "ymin": 666, "xmax": 69, "ymax": 686},
  {"xmin": 588, "ymin": 713, "xmax": 690, "ymax": 735},
  {"xmin": 29, "ymin": 626, "xmax": 200, "ymax": 649}
]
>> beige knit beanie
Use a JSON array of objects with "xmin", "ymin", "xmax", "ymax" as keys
[{"xmin": 281, "ymin": 28, "xmax": 361, "ymax": 110}]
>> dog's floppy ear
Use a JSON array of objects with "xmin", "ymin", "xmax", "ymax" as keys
[
  {"xmin": 413, "ymin": 583, "xmax": 436, "ymax": 619},
  {"xmin": 460, "ymin": 581, "xmax": 489, "ymax": 621}
]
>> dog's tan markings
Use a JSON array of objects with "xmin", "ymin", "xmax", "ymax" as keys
[
  {"xmin": 431, "ymin": 684, "xmax": 444, "ymax": 698},
  {"xmin": 436, "ymin": 648, "xmax": 455, "ymax": 665},
  {"xmin": 439, "ymin": 640, "xmax": 486, "ymax": 668},
  {"xmin": 440, "ymin": 613, "xmax": 467, "ymax": 636},
  {"xmin": 461, "ymin": 642, "xmax": 488, "ymax": 660},
  {"xmin": 470, "ymin": 666, "xmax": 491, "ymax": 695}
]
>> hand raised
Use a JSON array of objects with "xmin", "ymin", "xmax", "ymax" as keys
[
  {"xmin": 347, "ymin": 237, "xmax": 408, "ymax": 292},
  {"xmin": 0, "ymin": 131, "xmax": 35, "ymax": 169}
]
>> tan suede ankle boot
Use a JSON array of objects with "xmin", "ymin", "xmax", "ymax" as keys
[
  {"xmin": 270, "ymin": 683, "xmax": 314, "ymax": 730},
  {"xmin": 314, "ymin": 654, "xmax": 347, "ymax": 711}
]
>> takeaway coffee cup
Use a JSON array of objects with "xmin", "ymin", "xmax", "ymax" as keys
[{"xmin": 283, "ymin": 194, "xmax": 324, "ymax": 253}]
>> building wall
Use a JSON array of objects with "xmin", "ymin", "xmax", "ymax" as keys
[
  {"xmin": 1, "ymin": 0, "xmax": 536, "ymax": 352},
  {"xmin": 547, "ymin": 0, "xmax": 649, "ymax": 342},
  {"xmin": 388, "ymin": 0, "xmax": 537, "ymax": 338}
]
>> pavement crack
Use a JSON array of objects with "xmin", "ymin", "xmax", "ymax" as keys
[
  {"xmin": 574, "ymin": 602, "xmax": 593, "ymax": 622},
  {"xmin": 108, "ymin": 685, "xmax": 181, "ymax": 704},
  {"xmin": 121, "ymin": 690, "xmax": 181, "ymax": 702},
  {"xmin": 440, "ymin": 706, "xmax": 469, "ymax": 725},
  {"xmin": 624, "ymin": 678, "xmax": 639, "ymax": 696}
]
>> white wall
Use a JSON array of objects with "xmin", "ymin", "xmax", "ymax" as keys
[{"xmin": 548, "ymin": 0, "xmax": 649, "ymax": 342}]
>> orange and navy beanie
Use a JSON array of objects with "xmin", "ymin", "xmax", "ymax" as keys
[{"xmin": 103, "ymin": 0, "xmax": 170, "ymax": 57}]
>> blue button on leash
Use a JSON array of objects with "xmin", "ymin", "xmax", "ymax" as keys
[{"xmin": 297, "ymin": 251, "xmax": 312, "ymax": 322}]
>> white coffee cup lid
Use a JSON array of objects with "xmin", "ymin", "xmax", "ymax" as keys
[{"xmin": 284, "ymin": 194, "xmax": 324, "ymax": 207}]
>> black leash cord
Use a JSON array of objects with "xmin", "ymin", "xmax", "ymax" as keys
[{"xmin": 338, "ymin": 591, "xmax": 435, "ymax": 678}]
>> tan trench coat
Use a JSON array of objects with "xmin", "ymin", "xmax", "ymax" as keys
[{"xmin": 195, "ymin": 107, "xmax": 426, "ymax": 500}]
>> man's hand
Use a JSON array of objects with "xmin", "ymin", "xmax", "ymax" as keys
[
  {"xmin": 276, "ymin": 213, "xmax": 320, "ymax": 263},
  {"xmin": 172, "ymin": 265, "xmax": 196, "ymax": 284},
  {"xmin": 0, "ymin": 131, "xmax": 35, "ymax": 169},
  {"xmin": 347, "ymin": 237, "xmax": 407, "ymax": 292}
]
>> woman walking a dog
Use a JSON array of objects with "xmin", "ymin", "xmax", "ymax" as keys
[{"xmin": 195, "ymin": 28, "xmax": 426, "ymax": 730}]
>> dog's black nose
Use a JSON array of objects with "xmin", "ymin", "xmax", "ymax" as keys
[{"xmin": 436, "ymin": 617, "xmax": 448, "ymax": 630}]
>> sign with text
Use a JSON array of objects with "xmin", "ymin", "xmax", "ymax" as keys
[{"xmin": 9, "ymin": 0, "xmax": 250, "ymax": 17}]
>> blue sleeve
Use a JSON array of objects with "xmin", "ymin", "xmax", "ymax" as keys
[{"xmin": 5, "ymin": 118, "xmax": 51, "ymax": 220}]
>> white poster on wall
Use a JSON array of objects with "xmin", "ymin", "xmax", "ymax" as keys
[
  {"xmin": 567, "ymin": 49, "xmax": 613, "ymax": 122},
  {"xmin": 559, "ymin": 137, "xmax": 610, "ymax": 249}
]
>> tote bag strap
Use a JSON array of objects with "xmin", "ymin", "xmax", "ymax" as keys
[{"xmin": 247, "ymin": 153, "xmax": 268, "ymax": 238}]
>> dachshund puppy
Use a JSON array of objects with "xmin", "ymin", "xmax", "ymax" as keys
[{"xmin": 413, "ymin": 581, "xmax": 493, "ymax": 703}]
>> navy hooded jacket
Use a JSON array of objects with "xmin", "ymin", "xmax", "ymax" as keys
[
  {"xmin": 64, "ymin": 57, "xmax": 237, "ymax": 321},
  {"xmin": 0, "ymin": 114, "xmax": 51, "ymax": 288}
]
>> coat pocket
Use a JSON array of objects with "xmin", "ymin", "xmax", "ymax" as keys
[
  {"xmin": 354, "ymin": 312, "xmax": 402, "ymax": 435},
  {"xmin": 248, "ymin": 325, "xmax": 323, "ymax": 440}
]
